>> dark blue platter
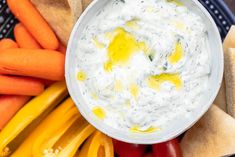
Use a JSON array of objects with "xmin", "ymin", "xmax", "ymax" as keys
[
  {"xmin": 0, "ymin": 0, "xmax": 235, "ymax": 156},
  {"xmin": 0, "ymin": 0, "xmax": 17, "ymax": 39},
  {"xmin": 199, "ymin": 0, "xmax": 235, "ymax": 39}
]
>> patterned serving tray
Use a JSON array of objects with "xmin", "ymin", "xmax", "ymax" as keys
[
  {"xmin": 0, "ymin": 0, "xmax": 235, "ymax": 156},
  {"xmin": 0, "ymin": 0, "xmax": 17, "ymax": 39},
  {"xmin": 199, "ymin": 0, "xmax": 235, "ymax": 39}
]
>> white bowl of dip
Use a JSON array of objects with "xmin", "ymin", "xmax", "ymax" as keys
[{"xmin": 65, "ymin": 0, "xmax": 223, "ymax": 144}]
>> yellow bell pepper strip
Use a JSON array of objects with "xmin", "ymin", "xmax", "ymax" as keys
[
  {"xmin": 78, "ymin": 131, "xmax": 114, "ymax": 157},
  {"xmin": 51, "ymin": 122, "xmax": 95, "ymax": 157},
  {"xmin": 40, "ymin": 115, "xmax": 78, "ymax": 152},
  {"xmin": 0, "ymin": 81, "xmax": 68, "ymax": 156},
  {"xmin": 32, "ymin": 107, "xmax": 80, "ymax": 157},
  {"xmin": 77, "ymin": 134, "xmax": 93, "ymax": 157},
  {"xmin": 74, "ymin": 150, "xmax": 80, "ymax": 157},
  {"xmin": 11, "ymin": 98, "xmax": 78, "ymax": 157},
  {"xmin": 98, "ymin": 147, "xmax": 105, "ymax": 157}
]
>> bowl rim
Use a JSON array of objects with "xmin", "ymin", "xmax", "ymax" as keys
[{"xmin": 65, "ymin": 0, "xmax": 224, "ymax": 144}]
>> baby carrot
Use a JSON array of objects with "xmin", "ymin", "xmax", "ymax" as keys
[
  {"xmin": 7, "ymin": 0, "xmax": 59, "ymax": 50},
  {"xmin": 0, "ymin": 49, "xmax": 65, "ymax": 80},
  {"xmin": 0, "ymin": 39, "xmax": 18, "ymax": 74},
  {"xmin": 0, "ymin": 39, "xmax": 18, "ymax": 50},
  {"xmin": 0, "ymin": 75, "xmax": 44, "ymax": 96},
  {"xmin": 0, "ymin": 95, "xmax": 30, "ymax": 130},
  {"xmin": 14, "ymin": 23, "xmax": 41, "ymax": 49}
]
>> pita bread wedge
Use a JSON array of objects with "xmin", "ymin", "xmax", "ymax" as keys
[
  {"xmin": 214, "ymin": 26, "xmax": 235, "ymax": 112},
  {"xmin": 82, "ymin": 0, "xmax": 93, "ymax": 10},
  {"xmin": 224, "ymin": 48, "xmax": 235, "ymax": 117},
  {"xmin": 214, "ymin": 78, "xmax": 227, "ymax": 112},
  {"xmin": 223, "ymin": 26, "xmax": 235, "ymax": 52},
  {"xmin": 31, "ymin": 0, "xmax": 93, "ymax": 45},
  {"xmin": 181, "ymin": 105, "xmax": 235, "ymax": 157}
]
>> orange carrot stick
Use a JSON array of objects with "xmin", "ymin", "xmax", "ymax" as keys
[
  {"xmin": 0, "ymin": 49, "xmax": 65, "ymax": 80},
  {"xmin": 0, "ymin": 39, "xmax": 18, "ymax": 50},
  {"xmin": 0, "ymin": 39, "xmax": 18, "ymax": 73},
  {"xmin": 14, "ymin": 23, "xmax": 41, "ymax": 49},
  {"xmin": 57, "ymin": 43, "xmax": 67, "ymax": 54},
  {"xmin": 0, "ymin": 75, "xmax": 44, "ymax": 96},
  {"xmin": 0, "ymin": 95, "xmax": 30, "ymax": 130},
  {"xmin": 7, "ymin": 0, "xmax": 59, "ymax": 50}
]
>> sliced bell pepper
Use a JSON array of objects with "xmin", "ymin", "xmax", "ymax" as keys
[
  {"xmin": 143, "ymin": 152, "xmax": 153, "ymax": 157},
  {"xmin": 113, "ymin": 139, "xmax": 147, "ymax": 157},
  {"xmin": 0, "ymin": 81, "xmax": 68, "ymax": 156},
  {"xmin": 54, "ymin": 122, "xmax": 96, "ymax": 156},
  {"xmin": 152, "ymin": 138, "xmax": 182, "ymax": 157},
  {"xmin": 78, "ymin": 131, "xmax": 114, "ymax": 157},
  {"xmin": 32, "ymin": 107, "xmax": 80, "ymax": 157},
  {"xmin": 12, "ymin": 98, "xmax": 79, "ymax": 157}
]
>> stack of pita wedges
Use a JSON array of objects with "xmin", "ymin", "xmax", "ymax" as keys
[
  {"xmin": 30, "ymin": 1, "xmax": 235, "ymax": 156},
  {"xmin": 181, "ymin": 26, "xmax": 235, "ymax": 157},
  {"xmin": 30, "ymin": 0, "xmax": 92, "ymax": 45}
]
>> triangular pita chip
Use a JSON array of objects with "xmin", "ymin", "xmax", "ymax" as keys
[{"xmin": 181, "ymin": 105, "xmax": 235, "ymax": 157}]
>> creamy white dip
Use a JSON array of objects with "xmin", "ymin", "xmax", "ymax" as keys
[{"xmin": 75, "ymin": 0, "xmax": 210, "ymax": 133}]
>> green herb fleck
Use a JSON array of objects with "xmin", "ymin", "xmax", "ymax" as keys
[{"xmin": 148, "ymin": 54, "xmax": 154, "ymax": 61}]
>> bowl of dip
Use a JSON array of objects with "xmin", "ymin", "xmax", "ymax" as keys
[{"xmin": 65, "ymin": 0, "xmax": 223, "ymax": 144}]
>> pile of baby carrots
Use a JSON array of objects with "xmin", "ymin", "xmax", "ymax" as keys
[{"xmin": 0, "ymin": 0, "xmax": 66, "ymax": 130}]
